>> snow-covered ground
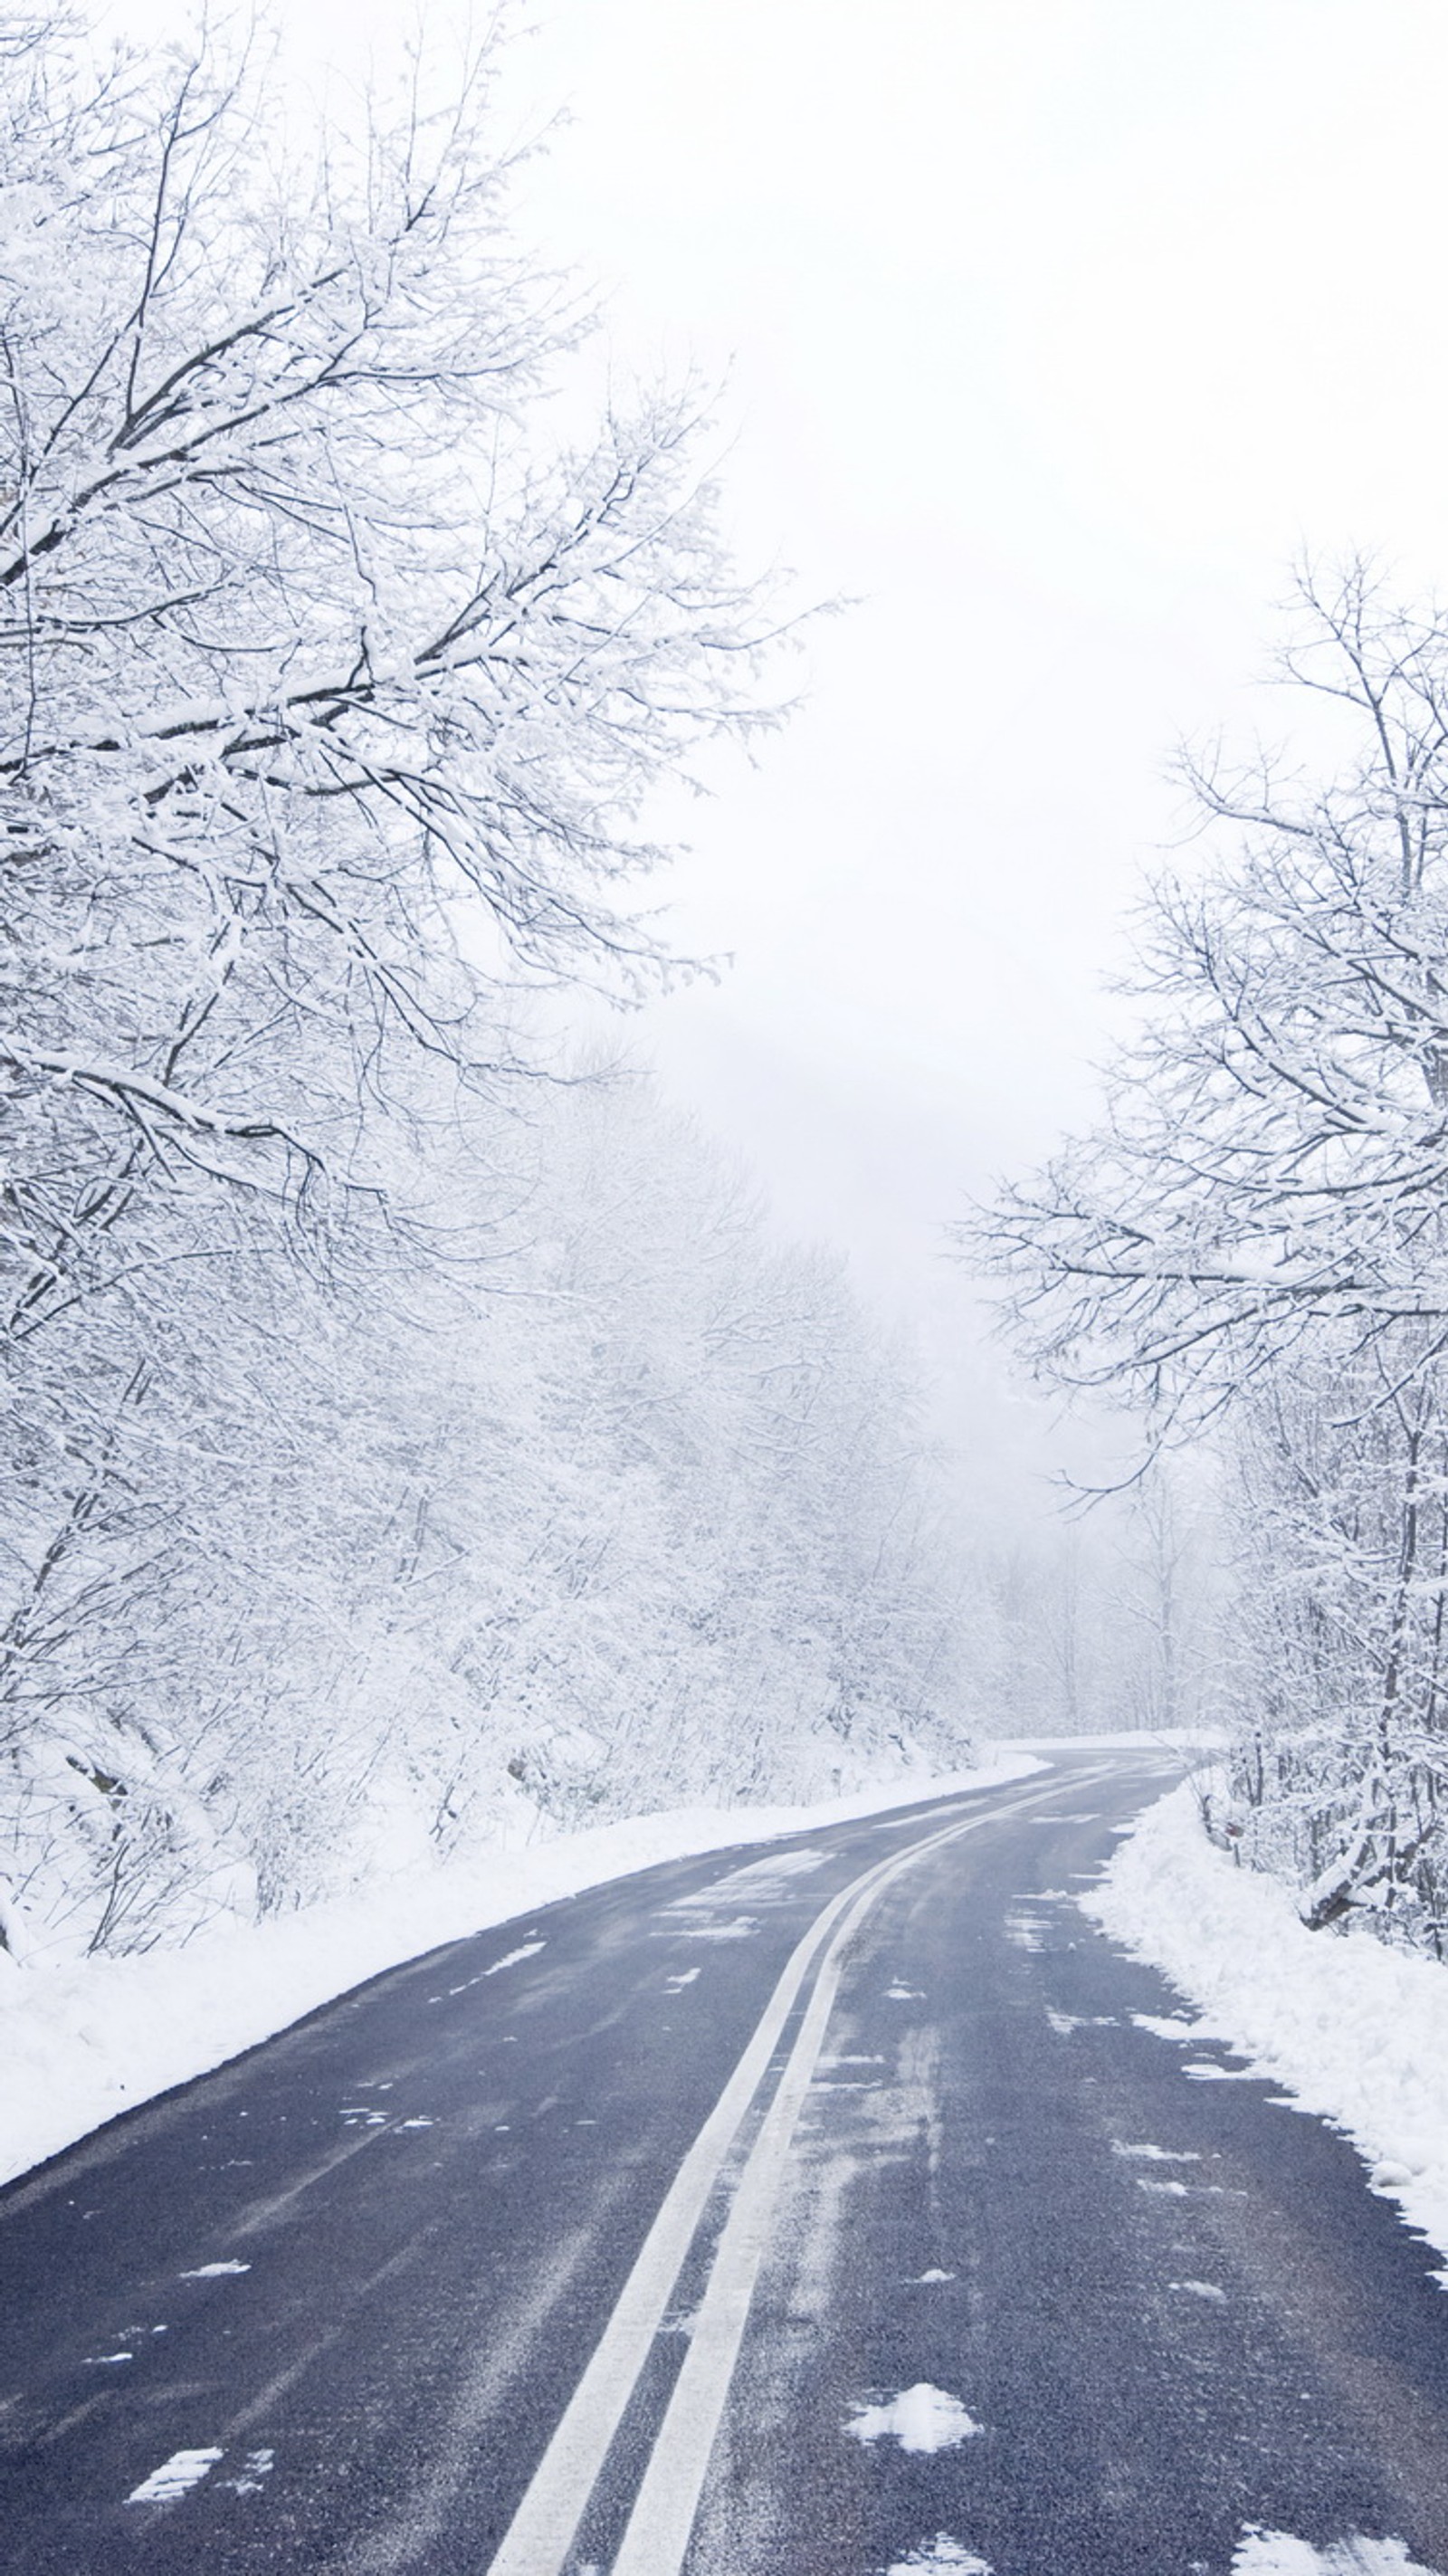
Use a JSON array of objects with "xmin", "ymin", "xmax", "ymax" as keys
[
  {"xmin": 1089, "ymin": 1782, "xmax": 1448, "ymax": 2279},
  {"xmin": 0, "ymin": 1755, "xmax": 1043, "ymax": 2190},
  {"xmin": 990, "ymin": 1730, "xmax": 1227, "ymax": 1752},
  {"xmin": 882, "ymin": 2535, "xmax": 1439, "ymax": 2572},
  {"xmin": 1232, "ymin": 2537, "xmax": 1442, "ymax": 2575}
]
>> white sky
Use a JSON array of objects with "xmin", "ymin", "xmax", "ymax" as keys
[
  {"xmin": 102, "ymin": 0, "xmax": 1448, "ymax": 1472},
  {"xmin": 498, "ymin": 1, "xmax": 1448, "ymax": 1310}
]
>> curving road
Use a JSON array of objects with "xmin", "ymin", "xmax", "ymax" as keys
[{"xmin": 1, "ymin": 1752, "xmax": 1445, "ymax": 2575}]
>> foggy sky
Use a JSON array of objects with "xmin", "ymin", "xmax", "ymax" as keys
[{"xmin": 487, "ymin": 2, "xmax": 1448, "ymax": 1304}]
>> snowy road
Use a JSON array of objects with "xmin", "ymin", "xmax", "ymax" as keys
[{"xmin": 2, "ymin": 1754, "xmax": 1446, "ymax": 2575}]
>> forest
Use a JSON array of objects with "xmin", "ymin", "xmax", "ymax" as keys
[
  {"xmin": 4, "ymin": 12, "xmax": 1433, "ymax": 1982},
  {"xmin": 0, "ymin": 18, "xmax": 986, "ymax": 1962}
]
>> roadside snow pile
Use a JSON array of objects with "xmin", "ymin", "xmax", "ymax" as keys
[
  {"xmin": 1233, "ymin": 2534, "xmax": 1443, "ymax": 2575},
  {"xmin": 1089, "ymin": 1783, "xmax": 1448, "ymax": 2275},
  {"xmin": 991, "ymin": 1731, "xmax": 1226, "ymax": 1752},
  {"xmin": 0, "ymin": 1756, "xmax": 1042, "ymax": 2190}
]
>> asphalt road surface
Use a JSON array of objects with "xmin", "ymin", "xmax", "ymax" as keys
[{"xmin": 3, "ymin": 1751, "xmax": 1447, "ymax": 2576}]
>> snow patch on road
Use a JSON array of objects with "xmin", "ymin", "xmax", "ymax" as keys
[
  {"xmin": 881, "ymin": 2542, "xmax": 991, "ymax": 2573},
  {"xmin": 127, "ymin": 2447, "xmax": 223, "ymax": 2504},
  {"xmin": 1112, "ymin": 2140, "xmax": 1200, "ymax": 2161},
  {"xmin": 219, "ymin": 2447, "xmax": 275, "ymax": 2496},
  {"xmin": 1089, "ymin": 1782, "xmax": 1448, "ymax": 2275},
  {"xmin": 846, "ymin": 2384, "xmax": 980, "ymax": 2452},
  {"xmin": 0, "ymin": 1755, "xmax": 1044, "ymax": 2186},
  {"xmin": 1232, "ymin": 2533, "xmax": 1443, "ymax": 2575}
]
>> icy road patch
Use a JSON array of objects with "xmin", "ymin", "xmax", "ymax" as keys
[{"xmin": 670, "ymin": 1848, "xmax": 832, "ymax": 1907}]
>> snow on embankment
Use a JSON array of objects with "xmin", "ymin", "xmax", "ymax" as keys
[
  {"xmin": 1088, "ymin": 1782, "xmax": 1448, "ymax": 2275},
  {"xmin": 0, "ymin": 1757, "xmax": 1043, "ymax": 2191},
  {"xmin": 1232, "ymin": 2536, "xmax": 1443, "ymax": 2575}
]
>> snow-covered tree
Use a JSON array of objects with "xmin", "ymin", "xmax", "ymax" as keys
[
  {"xmin": 982, "ymin": 566, "xmax": 1448, "ymax": 1424},
  {"xmin": 1221, "ymin": 1349, "xmax": 1448, "ymax": 1943},
  {"xmin": 0, "ymin": 15, "xmax": 822, "ymax": 1953},
  {"xmin": 973, "ymin": 565, "xmax": 1448, "ymax": 1942},
  {"xmin": 2, "ymin": 1041, "xmax": 980, "ymax": 1954},
  {"xmin": 0, "ymin": 20, "xmax": 989, "ymax": 1970}
]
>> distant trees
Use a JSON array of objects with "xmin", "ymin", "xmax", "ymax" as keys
[
  {"xmin": 3, "ymin": 1063, "xmax": 977, "ymax": 1957},
  {"xmin": 971, "ymin": 1461, "xmax": 1223, "ymax": 1743},
  {"xmin": 0, "ymin": 21, "xmax": 972, "ymax": 1962},
  {"xmin": 977, "ymin": 565, "xmax": 1448, "ymax": 1945}
]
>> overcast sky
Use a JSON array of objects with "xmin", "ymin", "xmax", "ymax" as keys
[
  {"xmin": 503, "ymin": 3, "xmax": 1448, "ymax": 1315},
  {"xmin": 104, "ymin": 1, "xmax": 1448, "ymax": 1459}
]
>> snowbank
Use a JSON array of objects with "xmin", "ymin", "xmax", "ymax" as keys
[
  {"xmin": 0, "ymin": 1756, "xmax": 1043, "ymax": 2191},
  {"xmin": 1088, "ymin": 1782, "xmax": 1448, "ymax": 2276},
  {"xmin": 991, "ymin": 1730, "xmax": 1228, "ymax": 1752}
]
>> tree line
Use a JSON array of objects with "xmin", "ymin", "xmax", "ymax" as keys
[{"xmin": 978, "ymin": 565, "xmax": 1448, "ymax": 1954}]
